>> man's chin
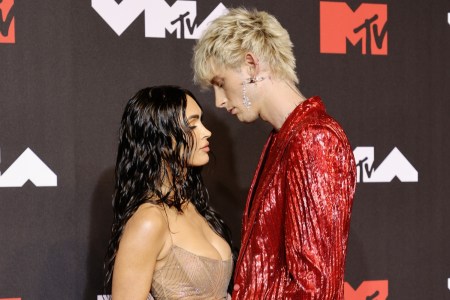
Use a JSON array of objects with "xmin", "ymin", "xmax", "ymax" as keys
[{"xmin": 237, "ymin": 114, "xmax": 257, "ymax": 124}]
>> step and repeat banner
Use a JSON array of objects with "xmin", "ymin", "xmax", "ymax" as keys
[{"xmin": 1, "ymin": 0, "xmax": 449, "ymax": 299}]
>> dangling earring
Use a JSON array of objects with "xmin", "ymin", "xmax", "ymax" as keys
[
  {"xmin": 242, "ymin": 81, "xmax": 251, "ymax": 109},
  {"xmin": 241, "ymin": 76, "xmax": 265, "ymax": 109}
]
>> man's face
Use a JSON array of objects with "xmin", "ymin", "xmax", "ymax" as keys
[{"xmin": 210, "ymin": 65, "xmax": 260, "ymax": 123}]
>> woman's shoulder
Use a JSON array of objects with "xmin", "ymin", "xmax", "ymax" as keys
[{"xmin": 123, "ymin": 203, "xmax": 169, "ymax": 243}]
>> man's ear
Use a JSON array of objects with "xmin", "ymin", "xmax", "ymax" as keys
[{"xmin": 244, "ymin": 52, "xmax": 260, "ymax": 77}]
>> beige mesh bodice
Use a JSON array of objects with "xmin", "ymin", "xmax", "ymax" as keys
[{"xmin": 150, "ymin": 245, "xmax": 233, "ymax": 299}]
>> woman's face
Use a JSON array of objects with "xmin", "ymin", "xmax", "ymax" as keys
[{"xmin": 184, "ymin": 95, "xmax": 212, "ymax": 167}]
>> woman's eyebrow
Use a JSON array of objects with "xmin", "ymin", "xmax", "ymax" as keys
[{"xmin": 187, "ymin": 114, "xmax": 200, "ymax": 121}]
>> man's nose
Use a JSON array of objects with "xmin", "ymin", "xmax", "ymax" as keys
[{"xmin": 214, "ymin": 87, "xmax": 226, "ymax": 108}]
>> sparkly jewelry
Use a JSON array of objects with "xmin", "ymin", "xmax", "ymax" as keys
[
  {"xmin": 242, "ymin": 81, "xmax": 251, "ymax": 109},
  {"xmin": 241, "ymin": 77, "xmax": 265, "ymax": 109}
]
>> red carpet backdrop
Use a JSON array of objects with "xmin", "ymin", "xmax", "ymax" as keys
[{"xmin": 1, "ymin": 0, "xmax": 449, "ymax": 299}]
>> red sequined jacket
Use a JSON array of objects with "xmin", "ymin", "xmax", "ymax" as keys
[{"xmin": 232, "ymin": 97, "xmax": 356, "ymax": 300}]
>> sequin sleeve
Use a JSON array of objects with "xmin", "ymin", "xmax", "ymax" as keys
[{"xmin": 283, "ymin": 121, "xmax": 356, "ymax": 299}]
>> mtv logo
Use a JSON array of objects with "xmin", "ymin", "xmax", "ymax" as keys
[
  {"xmin": 320, "ymin": 1, "xmax": 387, "ymax": 55},
  {"xmin": 344, "ymin": 280, "xmax": 388, "ymax": 300},
  {"xmin": 0, "ymin": 0, "xmax": 15, "ymax": 43},
  {"xmin": 0, "ymin": 148, "xmax": 57, "ymax": 187},
  {"xmin": 353, "ymin": 147, "xmax": 418, "ymax": 183},
  {"xmin": 92, "ymin": 0, "xmax": 227, "ymax": 39}
]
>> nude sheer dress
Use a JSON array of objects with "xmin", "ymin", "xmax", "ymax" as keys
[{"xmin": 149, "ymin": 236, "xmax": 233, "ymax": 299}]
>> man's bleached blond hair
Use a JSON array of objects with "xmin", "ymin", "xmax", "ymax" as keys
[{"xmin": 193, "ymin": 8, "xmax": 299, "ymax": 88}]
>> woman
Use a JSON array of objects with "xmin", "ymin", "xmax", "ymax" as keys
[{"xmin": 104, "ymin": 86, "xmax": 233, "ymax": 299}]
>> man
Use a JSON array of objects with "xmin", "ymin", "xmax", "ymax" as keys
[{"xmin": 193, "ymin": 8, "xmax": 356, "ymax": 299}]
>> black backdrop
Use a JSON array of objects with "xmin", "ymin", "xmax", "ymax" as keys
[{"xmin": 1, "ymin": 0, "xmax": 449, "ymax": 299}]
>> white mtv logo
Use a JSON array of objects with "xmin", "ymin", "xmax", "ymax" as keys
[
  {"xmin": 353, "ymin": 147, "xmax": 418, "ymax": 183},
  {"xmin": 92, "ymin": 0, "xmax": 228, "ymax": 39},
  {"xmin": 0, "ymin": 148, "xmax": 57, "ymax": 187}
]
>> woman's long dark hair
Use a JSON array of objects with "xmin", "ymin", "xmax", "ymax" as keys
[{"xmin": 104, "ymin": 86, "xmax": 233, "ymax": 292}]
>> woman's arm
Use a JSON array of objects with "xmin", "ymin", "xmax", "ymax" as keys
[{"xmin": 112, "ymin": 205, "xmax": 168, "ymax": 300}]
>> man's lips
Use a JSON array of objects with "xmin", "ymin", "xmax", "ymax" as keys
[{"xmin": 227, "ymin": 107, "xmax": 236, "ymax": 114}]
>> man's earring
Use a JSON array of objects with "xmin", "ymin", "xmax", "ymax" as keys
[{"xmin": 242, "ymin": 81, "xmax": 251, "ymax": 109}]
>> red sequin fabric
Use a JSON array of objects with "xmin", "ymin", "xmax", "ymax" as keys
[{"xmin": 232, "ymin": 97, "xmax": 356, "ymax": 300}]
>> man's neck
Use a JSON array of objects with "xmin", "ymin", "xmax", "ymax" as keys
[{"xmin": 259, "ymin": 80, "xmax": 307, "ymax": 130}]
